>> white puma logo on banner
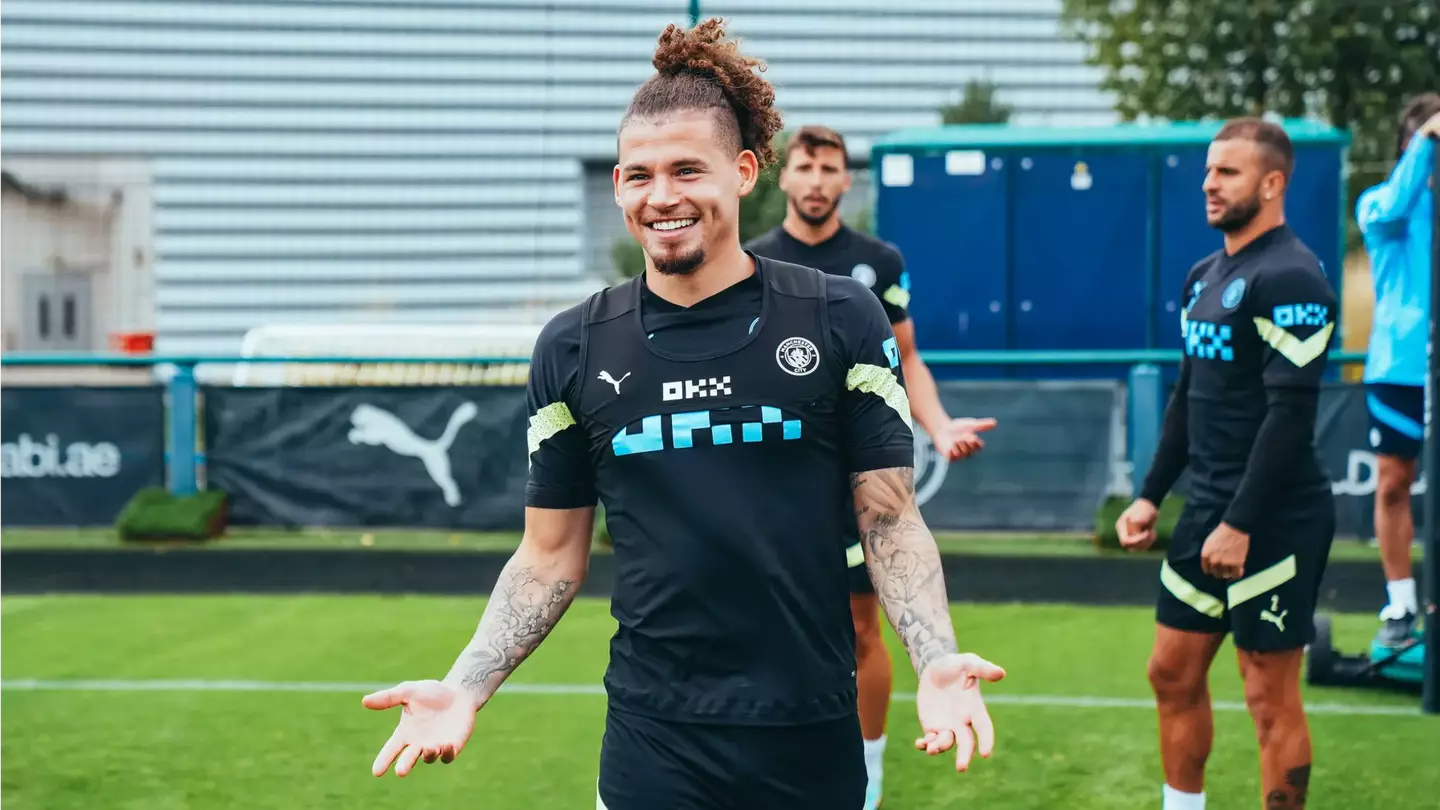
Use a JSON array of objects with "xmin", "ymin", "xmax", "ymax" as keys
[{"xmin": 347, "ymin": 402, "xmax": 478, "ymax": 506}]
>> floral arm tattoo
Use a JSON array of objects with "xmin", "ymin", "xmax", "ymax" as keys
[
  {"xmin": 850, "ymin": 466, "xmax": 959, "ymax": 676},
  {"xmin": 445, "ymin": 556, "xmax": 580, "ymax": 706}
]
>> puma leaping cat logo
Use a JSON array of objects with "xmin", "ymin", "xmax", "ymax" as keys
[
  {"xmin": 347, "ymin": 402, "xmax": 478, "ymax": 506},
  {"xmin": 1260, "ymin": 594, "xmax": 1288, "ymax": 633},
  {"xmin": 598, "ymin": 370, "xmax": 630, "ymax": 395}
]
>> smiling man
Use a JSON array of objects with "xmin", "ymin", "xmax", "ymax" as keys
[{"xmin": 362, "ymin": 19, "xmax": 1004, "ymax": 810}]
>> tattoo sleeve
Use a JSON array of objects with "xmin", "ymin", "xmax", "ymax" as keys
[
  {"xmin": 851, "ymin": 466, "xmax": 958, "ymax": 676},
  {"xmin": 443, "ymin": 554, "xmax": 580, "ymax": 706}
]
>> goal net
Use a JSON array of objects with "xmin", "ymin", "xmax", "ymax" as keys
[{"xmin": 230, "ymin": 324, "xmax": 542, "ymax": 387}]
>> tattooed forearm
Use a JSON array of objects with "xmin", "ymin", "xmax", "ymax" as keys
[
  {"xmin": 851, "ymin": 467, "xmax": 958, "ymax": 676},
  {"xmin": 444, "ymin": 557, "xmax": 579, "ymax": 705}
]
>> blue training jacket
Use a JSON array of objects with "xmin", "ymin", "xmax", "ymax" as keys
[{"xmin": 1358, "ymin": 134, "xmax": 1434, "ymax": 387}]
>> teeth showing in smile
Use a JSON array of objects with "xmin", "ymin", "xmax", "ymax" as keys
[{"xmin": 650, "ymin": 219, "xmax": 695, "ymax": 231}]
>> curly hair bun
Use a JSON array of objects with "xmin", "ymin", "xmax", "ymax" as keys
[{"xmin": 623, "ymin": 18, "xmax": 784, "ymax": 168}]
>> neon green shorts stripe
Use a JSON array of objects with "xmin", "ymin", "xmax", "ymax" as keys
[
  {"xmin": 1226, "ymin": 554, "xmax": 1297, "ymax": 609},
  {"xmin": 1160, "ymin": 560, "xmax": 1225, "ymax": 619}
]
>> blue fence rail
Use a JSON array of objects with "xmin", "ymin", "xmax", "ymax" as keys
[{"xmin": 1, "ymin": 350, "xmax": 1368, "ymax": 498}]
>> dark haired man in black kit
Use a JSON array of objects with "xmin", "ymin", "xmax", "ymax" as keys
[
  {"xmin": 746, "ymin": 124, "xmax": 996, "ymax": 810},
  {"xmin": 1117, "ymin": 118, "xmax": 1338, "ymax": 810},
  {"xmin": 362, "ymin": 20, "xmax": 1004, "ymax": 810}
]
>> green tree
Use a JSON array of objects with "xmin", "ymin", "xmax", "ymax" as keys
[
  {"xmin": 940, "ymin": 78, "xmax": 1014, "ymax": 125},
  {"xmin": 1059, "ymin": 0, "xmax": 1440, "ymax": 241}
]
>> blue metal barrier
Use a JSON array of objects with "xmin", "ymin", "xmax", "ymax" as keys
[
  {"xmin": 0, "ymin": 350, "xmax": 1367, "ymax": 497},
  {"xmin": 168, "ymin": 363, "xmax": 198, "ymax": 496},
  {"xmin": 1127, "ymin": 364, "xmax": 1165, "ymax": 496}
]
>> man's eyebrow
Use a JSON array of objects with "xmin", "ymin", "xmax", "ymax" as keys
[{"xmin": 621, "ymin": 158, "xmax": 709, "ymax": 173}]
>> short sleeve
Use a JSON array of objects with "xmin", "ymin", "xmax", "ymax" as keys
[
  {"xmin": 829, "ymin": 277, "xmax": 915, "ymax": 473},
  {"xmin": 871, "ymin": 244, "xmax": 911, "ymax": 324},
  {"xmin": 1249, "ymin": 264, "xmax": 1338, "ymax": 389},
  {"xmin": 524, "ymin": 305, "xmax": 597, "ymax": 509}
]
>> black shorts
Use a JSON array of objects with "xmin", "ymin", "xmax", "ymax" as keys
[
  {"xmin": 597, "ymin": 705, "xmax": 865, "ymax": 810},
  {"xmin": 1156, "ymin": 503, "xmax": 1334, "ymax": 652},
  {"xmin": 1366, "ymin": 383, "xmax": 1425, "ymax": 460},
  {"xmin": 845, "ymin": 540, "xmax": 873, "ymax": 595}
]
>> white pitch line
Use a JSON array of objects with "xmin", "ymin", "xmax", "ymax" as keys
[{"xmin": 0, "ymin": 679, "xmax": 1421, "ymax": 717}]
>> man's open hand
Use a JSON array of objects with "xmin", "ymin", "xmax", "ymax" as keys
[
  {"xmin": 914, "ymin": 652, "xmax": 1006, "ymax": 772},
  {"xmin": 363, "ymin": 680, "xmax": 479, "ymax": 777},
  {"xmin": 933, "ymin": 418, "xmax": 998, "ymax": 461}
]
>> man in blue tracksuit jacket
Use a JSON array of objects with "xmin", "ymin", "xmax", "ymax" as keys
[{"xmin": 1356, "ymin": 93, "xmax": 1440, "ymax": 646}]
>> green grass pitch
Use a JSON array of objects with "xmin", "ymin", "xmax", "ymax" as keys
[{"xmin": 1, "ymin": 595, "xmax": 1432, "ymax": 809}]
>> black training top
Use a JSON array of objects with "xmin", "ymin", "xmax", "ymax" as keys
[
  {"xmin": 745, "ymin": 224, "xmax": 911, "ymax": 325},
  {"xmin": 524, "ymin": 255, "xmax": 914, "ymax": 725},
  {"xmin": 1141, "ymin": 224, "xmax": 1338, "ymax": 533}
]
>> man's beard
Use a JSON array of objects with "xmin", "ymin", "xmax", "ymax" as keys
[
  {"xmin": 1210, "ymin": 188, "xmax": 1262, "ymax": 233},
  {"xmin": 793, "ymin": 196, "xmax": 841, "ymax": 227},
  {"xmin": 650, "ymin": 247, "xmax": 706, "ymax": 276}
]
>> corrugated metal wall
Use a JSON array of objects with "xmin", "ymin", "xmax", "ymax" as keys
[{"xmin": 0, "ymin": 0, "xmax": 1113, "ymax": 355}]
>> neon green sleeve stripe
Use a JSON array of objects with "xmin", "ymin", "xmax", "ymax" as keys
[
  {"xmin": 882, "ymin": 284, "xmax": 911, "ymax": 310},
  {"xmin": 1253, "ymin": 317, "xmax": 1334, "ymax": 368},
  {"xmin": 846, "ymin": 364, "xmax": 912, "ymax": 428},
  {"xmin": 846, "ymin": 542, "xmax": 866, "ymax": 568},
  {"xmin": 527, "ymin": 402, "xmax": 577, "ymax": 456}
]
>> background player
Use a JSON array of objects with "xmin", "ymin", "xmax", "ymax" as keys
[
  {"xmin": 746, "ymin": 125, "xmax": 996, "ymax": 809},
  {"xmin": 1356, "ymin": 94, "xmax": 1440, "ymax": 647},
  {"xmin": 362, "ymin": 19, "xmax": 1004, "ymax": 809},
  {"xmin": 1117, "ymin": 119, "xmax": 1338, "ymax": 810}
]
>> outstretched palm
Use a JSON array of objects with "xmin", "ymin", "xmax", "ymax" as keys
[
  {"xmin": 914, "ymin": 652, "xmax": 1005, "ymax": 772},
  {"xmin": 363, "ymin": 679, "xmax": 479, "ymax": 777}
]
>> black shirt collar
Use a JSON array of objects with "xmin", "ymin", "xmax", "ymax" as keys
[
  {"xmin": 777, "ymin": 222, "xmax": 851, "ymax": 253},
  {"xmin": 1224, "ymin": 222, "xmax": 1292, "ymax": 260}
]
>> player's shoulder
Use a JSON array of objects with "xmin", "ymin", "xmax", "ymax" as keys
[
  {"xmin": 1258, "ymin": 232, "xmax": 1329, "ymax": 282},
  {"xmin": 1186, "ymin": 250, "xmax": 1225, "ymax": 285},
  {"xmin": 532, "ymin": 299, "xmax": 585, "ymax": 362},
  {"xmin": 759, "ymin": 254, "xmax": 879, "ymax": 317},
  {"xmin": 820, "ymin": 265, "xmax": 888, "ymax": 323},
  {"xmin": 1255, "ymin": 260, "xmax": 1335, "ymax": 302},
  {"xmin": 757, "ymin": 254, "xmax": 833, "ymax": 300},
  {"xmin": 845, "ymin": 227, "xmax": 905, "ymax": 269},
  {"xmin": 533, "ymin": 277, "xmax": 638, "ymax": 358},
  {"xmin": 742, "ymin": 226, "xmax": 784, "ymax": 254},
  {"xmin": 1252, "ymin": 250, "xmax": 1335, "ymax": 314}
]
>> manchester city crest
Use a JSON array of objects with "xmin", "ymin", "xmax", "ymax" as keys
[
  {"xmin": 850, "ymin": 263, "xmax": 877, "ymax": 288},
  {"xmin": 1222, "ymin": 277, "xmax": 1246, "ymax": 309},
  {"xmin": 776, "ymin": 336, "xmax": 820, "ymax": 376}
]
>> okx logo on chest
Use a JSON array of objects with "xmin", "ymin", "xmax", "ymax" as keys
[{"xmin": 612, "ymin": 405, "xmax": 803, "ymax": 457}]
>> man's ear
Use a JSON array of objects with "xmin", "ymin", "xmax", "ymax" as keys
[
  {"xmin": 1262, "ymin": 169, "xmax": 1287, "ymax": 202},
  {"xmin": 736, "ymin": 150, "xmax": 760, "ymax": 197}
]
